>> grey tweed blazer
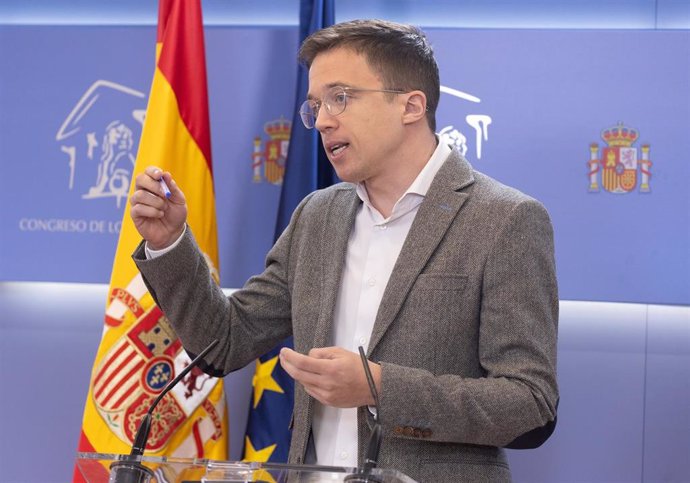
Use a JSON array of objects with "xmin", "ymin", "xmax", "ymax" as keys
[{"xmin": 134, "ymin": 148, "xmax": 559, "ymax": 482}]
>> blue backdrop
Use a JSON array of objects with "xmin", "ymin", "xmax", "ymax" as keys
[{"xmin": 1, "ymin": 26, "xmax": 688, "ymax": 305}]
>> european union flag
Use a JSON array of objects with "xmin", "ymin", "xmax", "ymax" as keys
[{"xmin": 243, "ymin": 0, "xmax": 336, "ymax": 464}]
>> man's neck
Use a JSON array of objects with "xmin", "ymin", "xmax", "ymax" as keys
[{"xmin": 365, "ymin": 131, "xmax": 438, "ymax": 218}]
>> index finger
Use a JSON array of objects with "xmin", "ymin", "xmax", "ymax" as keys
[
  {"xmin": 134, "ymin": 166, "xmax": 163, "ymax": 189},
  {"xmin": 280, "ymin": 348, "xmax": 328, "ymax": 374},
  {"xmin": 137, "ymin": 166, "xmax": 176, "ymax": 199},
  {"xmin": 143, "ymin": 165, "xmax": 164, "ymax": 178}
]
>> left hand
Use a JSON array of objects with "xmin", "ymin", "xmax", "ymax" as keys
[{"xmin": 279, "ymin": 346, "xmax": 381, "ymax": 408}]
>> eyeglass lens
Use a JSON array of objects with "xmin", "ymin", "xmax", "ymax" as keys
[{"xmin": 300, "ymin": 87, "xmax": 348, "ymax": 129}]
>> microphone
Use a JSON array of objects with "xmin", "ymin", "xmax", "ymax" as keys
[
  {"xmin": 109, "ymin": 339, "xmax": 220, "ymax": 483},
  {"xmin": 344, "ymin": 346, "xmax": 384, "ymax": 483}
]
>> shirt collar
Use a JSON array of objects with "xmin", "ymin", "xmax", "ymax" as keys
[
  {"xmin": 355, "ymin": 138, "xmax": 451, "ymax": 206},
  {"xmin": 405, "ymin": 137, "xmax": 452, "ymax": 197}
]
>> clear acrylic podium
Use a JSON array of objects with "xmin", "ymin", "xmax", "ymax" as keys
[{"xmin": 75, "ymin": 452, "xmax": 418, "ymax": 483}]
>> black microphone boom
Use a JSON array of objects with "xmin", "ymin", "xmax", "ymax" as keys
[
  {"xmin": 344, "ymin": 346, "xmax": 384, "ymax": 483},
  {"xmin": 109, "ymin": 339, "xmax": 220, "ymax": 483},
  {"xmin": 130, "ymin": 338, "xmax": 219, "ymax": 456}
]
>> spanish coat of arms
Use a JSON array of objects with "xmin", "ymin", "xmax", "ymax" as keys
[{"xmin": 588, "ymin": 122, "xmax": 652, "ymax": 194}]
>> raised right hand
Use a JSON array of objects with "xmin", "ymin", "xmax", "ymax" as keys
[{"xmin": 130, "ymin": 166, "xmax": 187, "ymax": 250}]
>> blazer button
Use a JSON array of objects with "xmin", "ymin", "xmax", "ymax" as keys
[
  {"xmin": 422, "ymin": 429, "xmax": 433, "ymax": 438},
  {"xmin": 393, "ymin": 426, "xmax": 404, "ymax": 435},
  {"xmin": 403, "ymin": 426, "xmax": 414, "ymax": 437}
]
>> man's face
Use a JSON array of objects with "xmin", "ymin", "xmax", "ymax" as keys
[{"xmin": 307, "ymin": 47, "xmax": 407, "ymax": 184}]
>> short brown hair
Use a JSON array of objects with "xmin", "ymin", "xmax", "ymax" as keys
[{"xmin": 299, "ymin": 19, "xmax": 440, "ymax": 132}]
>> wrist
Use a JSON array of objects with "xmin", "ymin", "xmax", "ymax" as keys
[
  {"xmin": 165, "ymin": 225, "xmax": 187, "ymax": 249},
  {"xmin": 149, "ymin": 236, "xmax": 177, "ymax": 251},
  {"xmin": 146, "ymin": 225, "xmax": 186, "ymax": 256}
]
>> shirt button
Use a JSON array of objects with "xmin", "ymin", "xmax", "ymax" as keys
[
  {"xmin": 379, "ymin": 224, "xmax": 388, "ymax": 230},
  {"xmin": 340, "ymin": 451, "xmax": 348, "ymax": 460},
  {"xmin": 367, "ymin": 278, "xmax": 376, "ymax": 287},
  {"xmin": 359, "ymin": 337, "xmax": 367, "ymax": 345}
]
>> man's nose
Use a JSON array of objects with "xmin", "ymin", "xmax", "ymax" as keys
[{"xmin": 314, "ymin": 106, "xmax": 337, "ymax": 132}]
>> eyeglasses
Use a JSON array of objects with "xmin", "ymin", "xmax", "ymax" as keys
[{"xmin": 299, "ymin": 86, "xmax": 405, "ymax": 129}]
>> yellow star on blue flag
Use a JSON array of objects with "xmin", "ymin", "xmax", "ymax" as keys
[
  {"xmin": 243, "ymin": 437, "xmax": 277, "ymax": 483},
  {"xmin": 244, "ymin": 436, "xmax": 277, "ymax": 462},
  {"xmin": 252, "ymin": 355, "xmax": 284, "ymax": 408}
]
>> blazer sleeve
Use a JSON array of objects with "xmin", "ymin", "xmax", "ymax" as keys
[
  {"xmin": 377, "ymin": 198, "xmax": 559, "ymax": 448},
  {"xmin": 132, "ymin": 193, "xmax": 315, "ymax": 376}
]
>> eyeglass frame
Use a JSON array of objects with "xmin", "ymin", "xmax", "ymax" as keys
[{"xmin": 299, "ymin": 85, "xmax": 407, "ymax": 129}]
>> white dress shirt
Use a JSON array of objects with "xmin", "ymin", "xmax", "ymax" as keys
[{"xmin": 312, "ymin": 141, "xmax": 451, "ymax": 467}]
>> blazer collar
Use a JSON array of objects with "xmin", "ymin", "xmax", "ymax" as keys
[
  {"xmin": 311, "ymin": 186, "xmax": 361, "ymax": 349},
  {"xmin": 368, "ymin": 148, "xmax": 475, "ymax": 355}
]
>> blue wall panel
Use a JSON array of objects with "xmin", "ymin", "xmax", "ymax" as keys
[
  {"xmin": 642, "ymin": 304, "xmax": 690, "ymax": 481},
  {"xmin": 0, "ymin": 283, "xmax": 105, "ymax": 482},
  {"xmin": 509, "ymin": 301, "xmax": 648, "ymax": 482}
]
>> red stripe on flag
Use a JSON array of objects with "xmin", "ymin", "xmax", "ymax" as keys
[
  {"xmin": 93, "ymin": 342, "xmax": 129, "ymax": 388},
  {"xmin": 157, "ymin": 0, "xmax": 173, "ymax": 43},
  {"xmin": 100, "ymin": 359, "xmax": 145, "ymax": 407},
  {"xmin": 110, "ymin": 377, "xmax": 141, "ymax": 411},
  {"xmin": 157, "ymin": 0, "xmax": 213, "ymax": 174},
  {"xmin": 94, "ymin": 348, "xmax": 137, "ymax": 400}
]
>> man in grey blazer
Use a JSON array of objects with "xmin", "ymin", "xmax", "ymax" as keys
[{"xmin": 130, "ymin": 19, "xmax": 558, "ymax": 482}]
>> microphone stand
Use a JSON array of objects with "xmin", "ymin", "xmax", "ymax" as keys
[
  {"xmin": 344, "ymin": 346, "xmax": 384, "ymax": 483},
  {"xmin": 109, "ymin": 339, "xmax": 219, "ymax": 483}
]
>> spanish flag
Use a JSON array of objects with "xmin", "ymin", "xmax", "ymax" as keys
[{"xmin": 74, "ymin": 1, "xmax": 227, "ymax": 480}]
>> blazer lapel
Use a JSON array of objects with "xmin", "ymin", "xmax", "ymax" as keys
[
  {"xmin": 312, "ymin": 187, "xmax": 361, "ymax": 349},
  {"xmin": 368, "ymin": 150, "xmax": 475, "ymax": 355}
]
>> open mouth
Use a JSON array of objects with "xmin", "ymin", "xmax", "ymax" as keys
[{"xmin": 329, "ymin": 143, "xmax": 349, "ymax": 156}]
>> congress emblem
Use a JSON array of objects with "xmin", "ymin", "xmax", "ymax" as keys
[
  {"xmin": 56, "ymin": 80, "xmax": 146, "ymax": 208},
  {"xmin": 587, "ymin": 122, "xmax": 653, "ymax": 194}
]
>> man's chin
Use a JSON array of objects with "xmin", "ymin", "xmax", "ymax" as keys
[
  {"xmin": 327, "ymin": 158, "xmax": 366, "ymax": 184},
  {"xmin": 332, "ymin": 170, "xmax": 362, "ymax": 184},
  {"xmin": 328, "ymin": 164, "xmax": 349, "ymax": 182}
]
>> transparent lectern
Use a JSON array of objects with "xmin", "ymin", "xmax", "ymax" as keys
[{"xmin": 75, "ymin": 452, "xmax": 418, "ymax": 483}]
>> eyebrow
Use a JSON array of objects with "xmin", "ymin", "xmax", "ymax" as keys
[{"xmin": 307, "ymin": 82, "xmax": 354, "ymax": 100}]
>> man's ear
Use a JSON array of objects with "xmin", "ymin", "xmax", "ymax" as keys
[{"xmin": 401, "ymin": 91, "xmax": 427, "ymax": 125}]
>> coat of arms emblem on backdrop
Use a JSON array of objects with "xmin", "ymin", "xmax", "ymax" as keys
[{"xmin": 587, "ymin": 122, "xmax": 653, "ymax": 194}]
